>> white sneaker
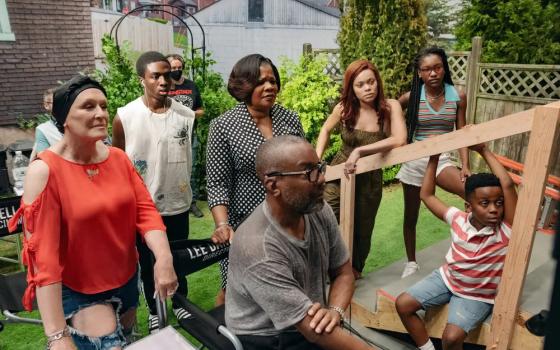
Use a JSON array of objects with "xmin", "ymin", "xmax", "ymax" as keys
[
  {"xmin": 401, "ymin": 261, "xmax": 419, "ymax": 278},
  {"xmin": 173, "ymin": 307, "xmax": 193, "ymax": 321}
]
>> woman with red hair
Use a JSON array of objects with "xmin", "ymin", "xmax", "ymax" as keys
[{"xmin": 316, "ymin": 59, "xmax": 407, "ymax": 279}]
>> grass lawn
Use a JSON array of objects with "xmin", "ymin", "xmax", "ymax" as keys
[{"xmin": 0, "ymin": 184, "xmax": 463, "ymax": 349}]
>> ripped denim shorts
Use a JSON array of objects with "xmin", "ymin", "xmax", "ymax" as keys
[{"xmin": 61, "ymin": 270, "xmax": 139, "ymax": 350}]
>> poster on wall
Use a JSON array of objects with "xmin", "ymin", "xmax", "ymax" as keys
[{"xmin": 0, "ymin": 196, "xmax": 21, "ymax": 237}]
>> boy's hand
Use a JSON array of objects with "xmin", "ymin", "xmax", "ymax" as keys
[
  {"xmin": 468, "ymin": 142, "xmax": 486, "ymax": 153},
  {"xmin": 460, "ymin": 167, "xmax": 471, "ymax": 183}
]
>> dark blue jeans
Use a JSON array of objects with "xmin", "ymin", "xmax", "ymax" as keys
[{"xmin": 61, "ymin": 270, "xmax": 139, "ymax": 349}]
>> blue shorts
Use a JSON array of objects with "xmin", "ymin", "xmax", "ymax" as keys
[
  {"xmin": 62, "ymin": 270, "xmax": 139, "ymax": 349},
  {"xmin": 406, "ymin": 269, "xmax": 493, "ymax": 333}
]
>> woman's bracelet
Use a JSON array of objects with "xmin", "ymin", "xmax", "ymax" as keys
[
  {"xmin": 215, "ymin": 221, "xmax": 230, "ymax": 229},
  {"xmin": 46, "ymin": 325, "xmax": 70, "ymax": 349}
]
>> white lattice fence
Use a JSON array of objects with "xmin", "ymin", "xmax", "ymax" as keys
[
  {"xmin": 312, "ymin": 49, "xmax": 343, "ymax": 79},
  {"xmin": 478, "ymin": 63, "xmax": 560, "ymax": 102},
  {"xmin": 309, "ymin": 48, "xmax": 471, "ymax": 85},
  {"xmin": 448, "ymin": 52, "xmax": 470, "ymax": 86}
]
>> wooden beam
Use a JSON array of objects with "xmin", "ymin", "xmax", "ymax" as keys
[
  {"xmin": 488, "ymin": 105, "xmax": 560, "ymax": 350},
  {"xmin": 339, "ymin": 174, "xmax": 356, "ymax": 258},
  {"xmin": 466, "ymin": 36, "xmax": 482, "ymax": 124},
  {"xmin": 325, "ymin": 107, "xmax": 535, "ymax": 182}
]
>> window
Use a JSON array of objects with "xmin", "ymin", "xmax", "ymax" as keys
[
  {"xmin": 248, "ymin": 0, "xmax": 263, "ymax": 22},
  {"xmin": 0, "ymin": 0, "xmax": 15, "ymax": 41}
]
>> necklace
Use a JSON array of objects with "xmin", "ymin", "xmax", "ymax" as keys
[
  {"xmin": 426, "ymin": 88, "xmax": 444, "ymax": 101},
  {"xmin": 85, "ymin": 165, "xmax": 99, "ymax": 180}
]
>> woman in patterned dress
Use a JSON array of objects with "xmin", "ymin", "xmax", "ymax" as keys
[
  {"xmin": 206, "ymin": 54, "xmax": 305, "ymax": 305},
  {"xmin": 397, "ymin": 47, "xmax": 470, "ymax": 278},
  {"xmin": 316, "ymin": 59, "xmax": 406, "ymax": 280}
]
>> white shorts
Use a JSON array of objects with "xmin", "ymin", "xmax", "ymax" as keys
[{"xmin": 396, "ymin": 153, "xmax": 455, "ymax": 187}]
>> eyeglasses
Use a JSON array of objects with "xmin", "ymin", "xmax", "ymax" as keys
[
  {"xmin": 419, "ymin": 65, "xmax": 444, "ymax": 74},
  {"xmin": 266, "ymin": 161, "xmax": 327, "ymax": 183}
]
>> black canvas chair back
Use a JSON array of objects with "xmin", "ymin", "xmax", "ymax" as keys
[
  {"xmin": 0, "ymin": 271, "xmax": 34, "ymax": 312},
  {"xmin": 154, "ymin": 239, "xmax": 242, "ymax": 350},
  {"xmin": 168, "ymin": 238, "xmax": 229, "ymax": 277},
  {"xmin": 0, "ymin": 271, "xmax": 41, "ymax": 331}
]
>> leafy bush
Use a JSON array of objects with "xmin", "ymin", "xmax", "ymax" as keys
[
  {"xmin": 277, "ymin": 54, "xmax": 341, "ymax": 161},
  {"xmin": 184, "ymin": 48, "xmax": 237, "ymax": 199},
  {"xmin": 454, "ymin": 0, "xmax": 560, "ymax": 64},
  {"xmin": 382, "ymin": 164, "xmax": 401, "ymax": 185},
  {"xmin": 94, "ymin": 35, "xmax": 142, "ymax": 133},
  {"xmin": 16, "ymin": 113, "xmax": 51, "ymax": 130}
]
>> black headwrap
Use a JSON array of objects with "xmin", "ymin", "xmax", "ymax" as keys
[{"xmin": 52, "ymin": 75, "xmax": 106, "ymax": 133}]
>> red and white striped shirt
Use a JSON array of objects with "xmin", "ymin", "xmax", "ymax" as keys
[{"xmin": 439, "ymin": 207, "xmax": 511, "ymax": 304}]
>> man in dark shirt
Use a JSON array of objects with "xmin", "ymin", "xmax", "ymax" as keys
[{"xmin": 167, "ymin": 54, "xmax": 205, "ymax": 218}]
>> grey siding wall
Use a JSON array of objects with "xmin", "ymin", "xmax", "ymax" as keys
[
  {"xmin": 193, "ymin": 0, "xmax": 338, "ymax": 26},
  {"xmin": 188, "ymin": 0, "xmax": 339, "ymax": 79}
]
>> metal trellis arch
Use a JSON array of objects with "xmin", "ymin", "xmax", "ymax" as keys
[{"xmin": 109, "ymin": 4, "xmax": 206, "ymax": 82}]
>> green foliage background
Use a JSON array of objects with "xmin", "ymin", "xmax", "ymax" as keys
[
  {"xmin": 337, "ymin": 0, "xmax": 428, "ymax": 98},
  {"xmin": 425, "ymin": 0, "xmax": 457, "ymax": 49},
  {"xmin": 277, "ymin": 54, "xmax": 341, "ymax": 161},
  {"xmin": 454, "ymin": 0, "xmax": 560, "ymax": 64},
  {"xmin": 94, "ymin": 35, "xmax": 143, "ymax": 133},
  {"xmin": 183, "ymin": 49, "xmax": 236, "ymax": 198}
]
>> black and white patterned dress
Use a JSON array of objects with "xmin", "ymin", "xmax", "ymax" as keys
[{"xmin": 206, "ymin": 102, "xmax": 305, "ymax": 288}]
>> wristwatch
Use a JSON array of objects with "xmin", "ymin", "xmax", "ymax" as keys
[{"xmin": 328, "ymin": 305, "xmax": 345, "ymax": 324}]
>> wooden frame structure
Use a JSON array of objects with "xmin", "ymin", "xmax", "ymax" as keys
[{"xmin": 326, "ymin": 101, "xmax": 560, "ymax": 349}]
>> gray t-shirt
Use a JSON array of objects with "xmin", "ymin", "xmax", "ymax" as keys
[{"xmin": 225, "ymin": 201, "xmax": 350, "ymax": 335}]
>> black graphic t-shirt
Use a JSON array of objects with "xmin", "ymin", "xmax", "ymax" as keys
[{"xmin": 169, "ymin": 79, "xmax": 203, "ymax": 111}]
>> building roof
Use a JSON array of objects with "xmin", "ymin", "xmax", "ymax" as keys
[
  {"xmin": 195, "ymin": 0, "xmax": 340, "ymax": 18},
  {"xmin": 295, "ymin": 0, "xmax": 340, "ymax": 18}
]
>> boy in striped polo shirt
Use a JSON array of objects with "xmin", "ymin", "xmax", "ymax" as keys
[{"xmin": 396, "ymin": 143, "xmax": 518, "ymax": 350}]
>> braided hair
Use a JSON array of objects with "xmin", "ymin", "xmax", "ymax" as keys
[{"xmin": 405, "ymin": 47, "xmax": 454, "ymax": 143}]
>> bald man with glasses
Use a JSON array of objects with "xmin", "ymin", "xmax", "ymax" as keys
[{"xmin": 225, "ymin": 135, "xmax": 375, "ymax": 350}]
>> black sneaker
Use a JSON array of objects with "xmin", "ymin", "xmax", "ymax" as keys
[
  {"xmin": 173, "ymin": 307, "xmax": 193, "ymax": 321},
  {"xmin": 148, "ymin": 313, "xmax": 159, "ymax": 334},
  {"xmin": 190, "ymin": 202, "xmax": 203, "ymax": 218}
]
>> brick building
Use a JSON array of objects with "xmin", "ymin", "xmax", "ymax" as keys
[{"xmin": 0, "ymin": 0, "xmax": 96, "ymax": 126}]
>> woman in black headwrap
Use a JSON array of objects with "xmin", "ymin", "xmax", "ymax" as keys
[{"xmin": 8, "ymin": 75, "xmax": 177, "ymax": 349}]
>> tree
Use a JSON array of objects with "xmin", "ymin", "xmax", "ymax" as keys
[
  {"xmin": 425, "ymin": 0, "xmax": 457, "ymax": 46},
  {"xmin": 337, "ymin": 0, "xmax": 428, "ymax": 98},
  {"xmin": 454, "ymin": 0, "xmax": 560, "ymax": 64}
]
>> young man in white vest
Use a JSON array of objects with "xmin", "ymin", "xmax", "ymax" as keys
[{"xmin": 112, "ymin": 51, "xmax": 195, "ymax": 333}]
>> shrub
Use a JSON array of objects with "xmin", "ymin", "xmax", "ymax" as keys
[
  {"xmin": 277, "ymin": 54, "xmax": 341, "ymax": 161},
  {"xmin": 94, "ymin": 35, "xmax": 142, "ymax": 133},
  {"xmin": 184, "ymin": 49, "xmax": 236, "ymax": 199},
  {"xmin": 454, "ymin": 0, "xmax": 560, "ymax": 64},
  {"xmin": 16, "ymin": 113, "xmax": 51, "ymax": 130},
  {"xmin": 382, "ymin": 164, "xmax": 401, "ymax": 185}
]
